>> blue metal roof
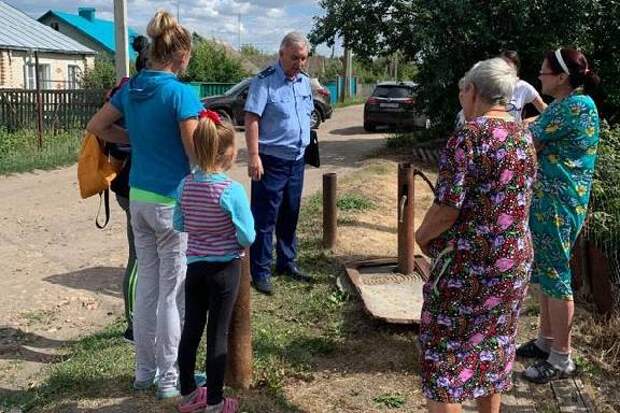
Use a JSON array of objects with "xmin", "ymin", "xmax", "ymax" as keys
[
  {"xmin": 0, "ymin": 1, "xmax": 95, "ymax": 54},
  {"xmin": 39, "ymin": 9, "xmax": 140, "ymax": 60}
]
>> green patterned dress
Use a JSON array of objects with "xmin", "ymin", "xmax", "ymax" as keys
[{"xmin": 529, "ymin": 89, "xmax": 600, "ymax": 300}]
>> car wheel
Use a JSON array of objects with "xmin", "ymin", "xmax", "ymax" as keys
[
  {"xmin": 363, "ymin": 121, "xmax": 376, "ymax": 132},
  {"xmin": 215, "ymin": 109, "xmax": 233, "ymax": 126},
  {"xmin": 311, "ymin": 109, "xmax": 321, "ymax": 129}
]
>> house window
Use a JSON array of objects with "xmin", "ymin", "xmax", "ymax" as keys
[
  {"xmin": 24, "ymin": 64, "xmax": 51, "ymax": 90},
  {"xmin": 51, "ymin": 22, "xmax": 59, "ymax": 31},
  {"xmin": 68, "ymin": 65, "xmax": 81, "ymax": 89}
]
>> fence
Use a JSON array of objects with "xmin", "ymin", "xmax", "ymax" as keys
[
  {"xmin": 189, "ymin": 82, "xmax": 236, "ymax": 98},
  {"xmin": 0, "ymin": 89, "xmax": 107, "ymax": 133}
]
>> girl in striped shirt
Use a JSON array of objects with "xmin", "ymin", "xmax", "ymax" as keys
[{"xmin": 174, "ymin": 110, "xmax": 255, "ymax": 413}]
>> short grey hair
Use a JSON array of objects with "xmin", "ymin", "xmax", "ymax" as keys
[
  {"xmin": 280, "ymin": 32, "xmax": 309, "ymax": 52},
  {"xmin": 458, "ymin": 57, "xmax": 517, "ymax": 105}
]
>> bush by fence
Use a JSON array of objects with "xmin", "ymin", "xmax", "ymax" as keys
[{"xmin": 0, "ymin": 89, "xmax": 107, "ymax": 133}]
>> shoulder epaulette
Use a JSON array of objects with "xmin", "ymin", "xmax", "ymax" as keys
[{"xmin": 258, "ymin": 66, "xmax": 276, "ymax": 79}]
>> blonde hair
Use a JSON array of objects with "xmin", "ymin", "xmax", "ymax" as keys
[
  {"xmin": 146, "ymin": 10, "xmax": 192, "ymax": 66},
  {"xmin": 194, "ymin": 118, "xmax": 236, "ymax": 172}
]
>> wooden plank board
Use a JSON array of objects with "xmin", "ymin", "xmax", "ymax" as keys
[{"xmin": 551, "ymin": 377, "xmax": 593, "ymax": 413}]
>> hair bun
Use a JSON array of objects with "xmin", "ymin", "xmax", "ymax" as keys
[
  {"xmin": 132, "ymin": 35, "xmax": 149, "ymax": 53},
  {"xmin": 147, "ymin": 10, "xmax": 177, "ymax": 39}
]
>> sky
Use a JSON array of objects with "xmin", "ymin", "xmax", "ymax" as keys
[{"xmin": 13, "ymin": 0, "xmax": 342, "ymax": 56}]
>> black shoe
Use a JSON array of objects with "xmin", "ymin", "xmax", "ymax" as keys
[
  {"xmin": 277, "ymin": 264, "xmax": 313, "ymax": 283},
  {"xmin": 251, "ymin": 279, "xmax": 273, "ymax": 295},
  {"xmin": 123, "ymin": 327, "xmax": 134, "ymax": 344},
  {"xmin": 516, "ymin": 339, "xmax": 549, "ymax": 359}
]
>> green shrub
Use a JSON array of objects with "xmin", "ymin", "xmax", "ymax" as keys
[
  {"xmin": 586, "ymin": 122, "xmax": 620, "ymax": 281},
  {"xmin": 0, "ymin": 129, "xmax": 82, "ymax": 175}
]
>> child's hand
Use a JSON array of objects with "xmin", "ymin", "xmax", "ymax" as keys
[{"xmin": 248, "ymin": 154, "xmax": 264, "ymax": 181}]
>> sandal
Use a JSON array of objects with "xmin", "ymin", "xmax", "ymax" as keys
[
  {"xmin": 516, "ymin": 339, "xmax": 550, "ymax": 359},
  {"xmin": 177, "ymin": 386, "xmax": 208, "ymax": 413},
  {"xmin": 523, "ymin": 360, "xmax": 576, "ymax": 384}
]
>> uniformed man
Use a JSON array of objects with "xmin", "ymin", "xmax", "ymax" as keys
[{"xmin": 244, "ymin": 32, "xmax": 314, "ymax": 295}]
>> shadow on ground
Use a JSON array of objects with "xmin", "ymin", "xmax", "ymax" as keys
[
  {"xmin": 43, "ymin": 266, "xmax": 124, "ymax": 299},
  {"xmin": 0, "ymin": 327, "xmax": 73, "ymax": 364}
]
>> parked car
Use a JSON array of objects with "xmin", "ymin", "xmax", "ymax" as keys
[
  {"xmin": 202, "ymin": 76, "xmax": 333, "ymax": 129},
  {"xmin": 363, "ymin": 81, "xmax": 429, "ymax": 132}
]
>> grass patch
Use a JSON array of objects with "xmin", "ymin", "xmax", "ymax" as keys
[
  {"xmin": 0, "ymin": 129, "xmax": 81, "ymax": 175},
  {"xmin": 373, "ymin": 392, "xmax": 406, "ymax": 409},
  {"xmin": 337, "ymin": 193, "xmax": 374, "ymax": 212},
  {"xmin": 1, "ymin": 186, "xmax": 352, "ymax": 412}
]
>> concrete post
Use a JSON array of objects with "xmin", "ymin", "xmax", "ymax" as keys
[{"xmin": 113, "ymin": 0, "xmax": 130, "ymax": 80}]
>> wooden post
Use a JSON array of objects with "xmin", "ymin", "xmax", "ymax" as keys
[
  {"xmin": 113, "ymin": 0, "xmax": 130, "ymax": 80},
  {"xmin": 225, "ymin": 250, "xmax": 252, "ymax": 389},
  {"xmin": 34, "ymin": 51, "xmax": 43, "ymax": 149},
  {"xmin": 398, "ymin": 163, "xmax": 415, "ymax": 274},
  {"xmin": 323, "ymin": 173, "xmax": 337, "ymax": 249}
]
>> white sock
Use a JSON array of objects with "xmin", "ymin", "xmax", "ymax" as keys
[
  {"xmin": 535, "ymin": 333, "xmax": 552, "ymax": 353},
  {"xmin": 547, "ymin": 349, "xmax": 575, "ymax": 372}
]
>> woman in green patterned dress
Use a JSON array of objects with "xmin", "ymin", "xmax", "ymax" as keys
[{"xmin": 518, "ymin": 48, "xmax": 601, "ymax": 384}]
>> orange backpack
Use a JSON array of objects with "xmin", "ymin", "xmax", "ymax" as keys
[{"xmin": 77, "ymin": 131, "xmax": 123, "ymax": 228}]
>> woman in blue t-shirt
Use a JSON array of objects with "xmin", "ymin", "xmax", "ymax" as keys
[{"xmin": 87, "ymin": 10, "xmax": 203, "ymax": 399}]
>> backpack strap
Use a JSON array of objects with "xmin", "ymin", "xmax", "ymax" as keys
[{"xmin": 95, "ymin": 188, "xmax": 111, "ymax": 229}]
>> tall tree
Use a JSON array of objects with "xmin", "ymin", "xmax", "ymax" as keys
[{"xmin": 311, "ymin": 0, "xmax": 620, "ymax": 129}]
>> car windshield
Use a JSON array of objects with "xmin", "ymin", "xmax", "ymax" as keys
[
  {"xmin": 224, "ymin": 79, "xmax": 251, "ymax": 96},
  {"xmin": 372, "ymin": 85, "xmax": 415, "ymax": 99}
]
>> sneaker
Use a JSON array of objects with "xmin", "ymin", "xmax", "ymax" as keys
[
  {"xmin": 177, "ymin": 387, "xmax": 207, "ymax": 413},
  {"xmin": 123, "ymin": 327, "xmax": 134, "ymax": 344},
  {"xmin": 206, "ymin": 398, "xmax": 238, "ymax": 413},
  {"xmin": 133, "ymin": 377, "xmax": 156, "ymax": 391},
  {"xmin": 158, "ymin": 387, "xmax": 181, "ymax": 400}
]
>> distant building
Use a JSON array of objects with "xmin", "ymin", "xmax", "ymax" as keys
[
  {"xmin": 38, "ymin": 7, "xmax": 139, "ymax": 62},
  {"xmin": 0, "ymin": 1, "xmax": 95, "ymax": 89}
]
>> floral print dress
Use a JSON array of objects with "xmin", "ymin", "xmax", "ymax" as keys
[
  {"xmin": 419, "ymin": 117, "xmax": 537, "ymax": 403},
  {"xmin": 529, "ymin": 89, "xmax": 600, "ymax": 300}
]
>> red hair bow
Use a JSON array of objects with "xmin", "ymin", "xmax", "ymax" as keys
[{"xmin": 199, "ymin": 109, "xmax": 222, "ymax": 125}]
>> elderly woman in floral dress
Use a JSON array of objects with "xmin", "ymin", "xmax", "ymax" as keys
[{"xmin": 415, "ymin": 58, "xmax": 538, "ymax": 413}]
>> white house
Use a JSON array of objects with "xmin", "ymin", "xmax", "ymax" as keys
[{"xmin": 0, "ymin": 1, "xmax": 95, "ymax": 90}]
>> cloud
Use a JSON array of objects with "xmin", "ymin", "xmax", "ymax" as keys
[{"xmin": 15, "ymin": 0, "xmax": 336, "ymax": 54}]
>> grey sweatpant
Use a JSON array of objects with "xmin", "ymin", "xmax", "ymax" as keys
[{"xmin": 130, "ymin": 201, "xmax": 187, "ymax": 391}]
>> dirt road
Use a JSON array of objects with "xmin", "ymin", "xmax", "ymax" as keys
[{"xmin": 0, "ymin": 104, "xmax": 387, "ymax": 392}]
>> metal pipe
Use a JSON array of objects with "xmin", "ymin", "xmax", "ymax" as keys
[
  {"xmin": 34, "ymin": 51, "xmax": 43, "ymax": 149},
  {"xmin": 225, "ymin": 250, "xmax": 252, "ymax": 389},
  {"xmin": 398, "ymin": 163, "xmax": 415, "ymax": 274},
  {"xmin": 323, "ymin": 172, "xmax": 337, "ymax": 249}
]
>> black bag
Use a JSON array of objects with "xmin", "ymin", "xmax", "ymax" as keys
[{"xmin": 304, "ymin": 130, "xmax": 320, "ymax": 167}]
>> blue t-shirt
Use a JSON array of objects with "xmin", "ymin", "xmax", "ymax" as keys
[
  {"xmin": 244, "ymin": 63, "xmax": 312, "ymax": 161},
  {"xmin": 110, "ymin": 70, "xmax": 203, "ymax": 198}
]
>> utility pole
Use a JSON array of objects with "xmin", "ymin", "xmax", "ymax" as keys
[
  {"xmin": 177, "ymin": 1, "xmax": 180, "ymax": 22},
  {"xmin": 113, "ymin": 0, "xmax": 129, "ymax": 80},
  {"xmin": 237, "ymin": 14, "xmax": 242, "ymax": 50},
  {"xmin": 342, "ymin": 46, "xmax": 352, "ymax": 102}
]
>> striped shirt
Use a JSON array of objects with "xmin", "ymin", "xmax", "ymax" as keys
[{"xmin": 173, "ymin": 171, "xmax": 255, "ymax": 263}]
